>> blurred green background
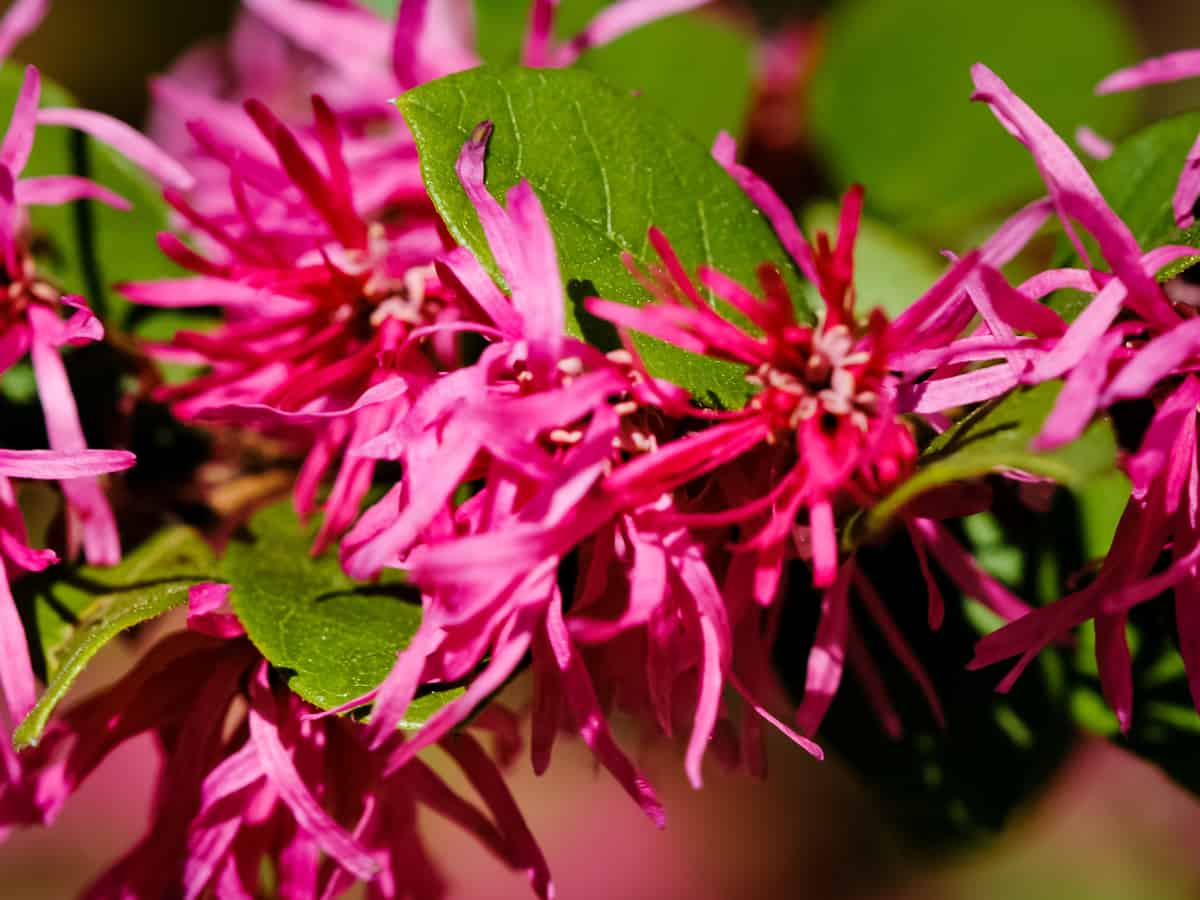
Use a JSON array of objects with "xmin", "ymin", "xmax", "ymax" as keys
[{"xmin": 2, "ymin": 1, "xmax": 1200, "ymax": 898}]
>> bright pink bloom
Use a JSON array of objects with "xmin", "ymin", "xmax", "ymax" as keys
[
  {"xmin": 148, "ymin": 0, "xmax": 709, "ymax": 225},
  {"xmin": 2, "ymin": 590, "xmax": 551, "ymax": 900},
  {"xmin": 962, "ymin": 65, "xmax": 1200, "ymax": 730},
  {"xmin": 338, "ymin": 123, "xmax": 694, "ymax": 813},
  {"xmin": 581, "ymin": 133, "xmax": 1054, "ymax": 735},
  {"xmin": 134, "ymin": 1, "xmax": 714, "ymax": 548},
  {"xmin": 123, "ymin": 96, "xmax": 444, "ymax": 550}
]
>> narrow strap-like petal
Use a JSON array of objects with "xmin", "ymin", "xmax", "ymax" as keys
[
  {"xmin": 246, "ymin": 671, "xmax": 378, "ymax": 881},
  {"xmin": 38, "ymin": 107, "xmax": 194, "ymax": 191},
  {"xmin": 15, "ymin": 175, "xmax": 129, "ymax": 210},
  {"xmin": 0, "ymin": 65, "xmax": 39, "ymax": 176},
  {"xmin": 0, "ymin": 0, "xmax": 47, "ymax": 60},
  {"xmin": 1097, "ymin": 50, "xmax": 1200, "ymax": 93},
  {"xmin": 795, "ymin": 561, "xmax": 853, "ymax": 735},
  {"xmin": 554, "ymin": 0, "xmax": 708, "ymax": 65},
  {"xmin": 0, "ymin": 448, "xmax": 135, "ymax": 479}
]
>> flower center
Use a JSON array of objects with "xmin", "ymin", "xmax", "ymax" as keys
[{"xmin": 747, "ymin": 324, "xmax": 879, "ymax": 436}]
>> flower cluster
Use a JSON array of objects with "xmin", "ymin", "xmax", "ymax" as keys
[{"xmin": 3, "ymin": 0, "xmax": 1200, "ymax": 898}]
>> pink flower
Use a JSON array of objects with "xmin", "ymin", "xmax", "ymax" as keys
[
  {"xmin": 148, "ymin": 0, "xmax": 710, "ymax": 225},
  {"xmin": 133, "ymin": 0, "xmax": 716, "ymax": 549},
  {"xmin": 588, "ymin": 176, "xmax": 913, "ymax": 592},
  {"xmin": 3, "ymin": 589, "xmax": 551, "ymax": 900},
  {"xmin": 339, "ymin": 122, "xmax": 689, "ymax": 814},
  {"xmin": 960, "ymin": 65, "xmax": 1200, "ymax": 731},
  {"xmin": 582, "ymin": 132, "xmax": 1057, "ymax": 736},
  {"xmin": 123, "ymin": 96, "xmax": 444, "ymax": 550}
]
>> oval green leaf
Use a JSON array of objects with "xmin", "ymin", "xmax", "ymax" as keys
[
  {"xmin": 865, "ymin": 382, "xmax": 1119, "ymax": 535},
  {"xmin": 221, "ymin": 502, "xmax": 462, "ymax": 724},
  {"xmin": 810, "ymin": 0, "xmax": 1139, "ymax": 235},
  {"xmin": 474, "ymin": 0, "xmax": 753, "ymax": 145},
  {"xmin": 398, "ymin": 65, "xmax": 808, "ymax": 408}
]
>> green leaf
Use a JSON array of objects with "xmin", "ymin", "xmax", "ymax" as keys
[
  {"xmin": 13, "ymin": 526, "xmax": 216, "ymax": 748},
  {"xmin": 399, "ymin": 65, "xmax": 806, "ymax": 407},
  {"xmin": 809, "ymin": 0, "xmax": 1139, "ymax": 235},
  {"xmin": 221, "ymin": 502, "xmax": 462, "ymax": 724},
  {"xmin": 475, "ymin": 0, "xmax": 753, "ymax": 144},
  {"xmin": 357, "ymin": 0, "xmax": 396, "ymax": 15},
  {"xmin": 0, "ymin": 62, "xmax": 180, "ymax": 329},
  {"xmin": 1089, "ymin": 111, "xmax": 1200, "ymax": 280},
  {"xmin": 865, "ymin": 382, "xmax": 1119, "ymax": 534},
  {"xmin": 803, "ymin": 203, "xmax": 943, "ymax": 318}
]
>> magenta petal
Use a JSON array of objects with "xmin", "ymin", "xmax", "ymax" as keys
[
  {"xmin": 1103, "ymin": 317, "xmax": 1200, "ymax": 403},
  {"xmin": 365, "ymin": 624, "xmax": 444, "ymax": 748},
  {"xmin": 543, "ymin": 598, "xmax": 666, "ymax": 824},
  {"xmin": 118, "ymin": 277, "xmax": 293, "ymax": 309},
  {"xmin": 1076, "ymin": 126, "xmax": 1114, "ymax": 161},
  {"xmin": 0, "ymin": 0, "xmax": 47, "ymax": 60},
  {"xmin": 909, "ymin": 517, "xmax": 1032, "ymax": 622},
  {"xmin": 439, "ymin": 732, "xmax": 554, "ymax": 900},
  {"xmin": 1173, "ymin": 131, "xmax": 1200, "ymax": 228},
  {"xmin": 555, "ymin": 0, "xmax": 708, "ymax": 64},
  {"xmin": 246, "ymin": 670, "xmax": 378, "ymax": 881},
  {"xmin": 182, "ymin": 743, "xmax": 265, "ymax": 900},
  {"xmin": 1127, "ymin": 378, "xmax": 1200, "ymax": 494},
  {"xmin": 504, "ymin": 180, "xmax": 566, "ymax": 341},
  {"xmin": 393, "ymin": 0, "xmax": 480, "ymax": 88},
  {"xmin": 0, "ymin": 448, "xmax": 135, "ymax": 479},
  {"xmin": 186, "ymin": 582, "xmax": 244, "ymax": 639},
  {"xmin": 29, "ymin": 333, "xmax": 121, "ymax": 565},
  {"xmin": 0, "ymin": 65, "xmax": 39, "ymax": 176},
  {"xmin": 674, "ymin": 544, "xmax": 730, "ymax": 789},
  {"xmin": 0, "ymin": 566, "xmax": 36, "ymax": 721},
  {"xmin": 1097, "ymin": 50, "xmax": 1200, "ymax": 93},
  {"xmin": 854, "ymin": 570, "xmax": 946, "ymax": 728},
  {"xmin": 1025, "ymin": 276, "xmax": 1127, "ymax": 383},
  {"xmin": 899, "ymin": 364, "xmax": 1020, "ymax": 414},
  {"xmin": 195, "ymin": 377, "xmax": 409, "ymax": 428},
  {"xmin": 437, "ymin": 246, "xmax": 523, "ymax": 336},
  {"xmin": 245, "ymin": 0, "xmax": 393, "ymax": 80},
  {"xmin": 37, "ymin": 107, "xmax": 195, "ymax": 191},
  {"xmin": 971, "ymin": 64, "xmax": 1172, "ymax": 326},
  {"xmin": 1032, "ymin": 327, "xmax": 1127, "ymax": 451},
  {"xmin": 795, "ymin": 562, "xmax": 853, "ymax": 735},
  {"xmin": 711, "ymin": 131, "xmax": 821, "ymax": 286},
  {"xmin": 1095, "ymin": 611, "xmax": 1134, "ymax": 732},
  {"xmin": 16, "ymin": 175, "xmax": 130, "ymax": 211},
  {"xmin": 979, "ymin": 197, "xmax": 1055, "ymax": 267},
  {"xmin": 57, "ymin": 297, "xmax": 104, "ymax": 347}
]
